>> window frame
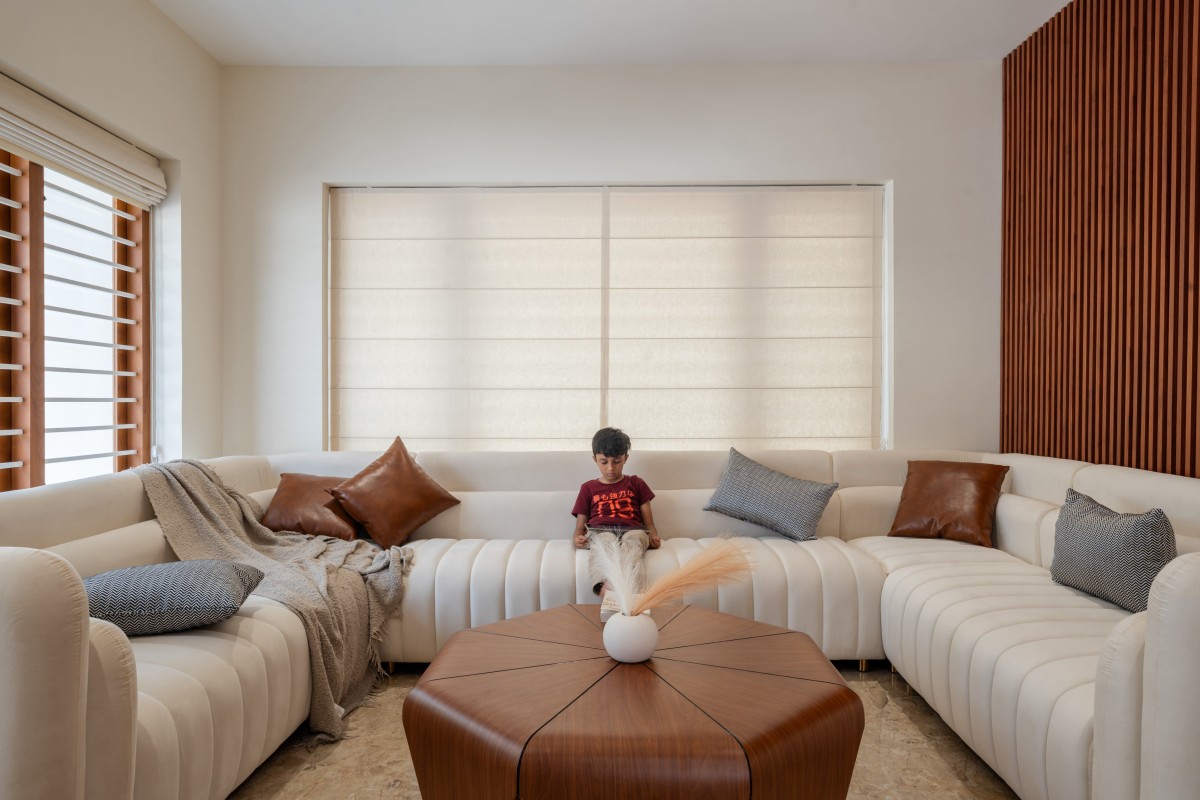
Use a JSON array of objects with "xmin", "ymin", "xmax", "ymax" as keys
[{"xmin": 0, "ymin": 148, "xmax": 152, "ymax": 491}]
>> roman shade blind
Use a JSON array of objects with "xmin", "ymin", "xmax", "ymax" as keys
[
  {"xmin": 329, "ymin": 185, "xmax": 883, "ymax": 452},
  {"xmin": 0, "ymin": 73, "xmax": 166, "ymax": 209}
]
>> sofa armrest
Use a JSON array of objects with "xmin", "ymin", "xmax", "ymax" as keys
[
  {"xmin": 0, "ymin": 547, "xmax": 90, "ymax": 799},
  {"xmin": 1093, "ymin": 612, "xmax": 1146, "ymax": 800},
  {"xmin": 85, "ymin": 619, "xmax": 137, "ymax": 800},
  {"xmin": 1141, "ymin": 552, "xmax": 1200, "ymax": 799}
]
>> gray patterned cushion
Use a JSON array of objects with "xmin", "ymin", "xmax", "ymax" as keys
[
  {"xmin": 84, "ymin": 560, "xmax": 264, "ymax": 636},
  {"xmin": 703, "ymin": 448, "xmax": 838, "ymax": 542},
  {"xmin": 1051, "ymin": 489, "xmax": 1177, "ymax": 613}
]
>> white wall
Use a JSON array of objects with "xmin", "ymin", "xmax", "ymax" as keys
[
  {"xmin": 0, "ymin": 0, "xmax": 223, "ymax": 459},
  {"xmin": 222, "ymin": 64, "xmax": 1002, "ymax": 455}
]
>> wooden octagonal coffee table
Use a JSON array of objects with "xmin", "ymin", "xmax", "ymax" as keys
[{"xmin": 403, "ymin": 604, "xmax": 864, "ymax": 800}]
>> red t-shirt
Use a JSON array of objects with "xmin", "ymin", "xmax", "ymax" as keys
[{"xmin": 571, "ymin": 475, "xmax": 655, "ymax": 529}]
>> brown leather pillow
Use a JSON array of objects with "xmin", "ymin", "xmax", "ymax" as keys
[
  {"xmin": 887, "ymin": 460, "xmax": 1010, "ymax": 547},
  {"xmin": 261, "ymin": 473, "xmax": 361, "ymax": 541},
  {"xmin": 329, "ymin": 437, "xmax": 460, "ymax": 548}
]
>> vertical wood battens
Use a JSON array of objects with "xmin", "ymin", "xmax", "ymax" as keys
[
  {"xmin": 0, "ymin": 154, "xmax": 13, "ymax": 491},
  {"xmin": 1189, "ymin": 0, "xmax": 1200, "ymax": 476},
  {"xmin": 15, "ymin": 161, "xmax": 44, "ymax": 488},
  {"xmin": 114, "ymin": 202, "xmax": 150, "ymax": 472},
  {"xmin": 1002, "ymin": 0, "xmax": 1200, "ymax": 478},
  {"xmin": 1166, "ymin": 0, "xmax": 1176, "ymax": 469}
]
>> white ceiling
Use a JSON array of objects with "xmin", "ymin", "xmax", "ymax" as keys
[{"xmin": 150, "ymin": 0, "xmax": 1073, "ymax": 67}]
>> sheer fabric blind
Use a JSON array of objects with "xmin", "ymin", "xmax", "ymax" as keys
[{"xmin": 329, "ymin": 185, "xmax": 883, "ymax": 452}]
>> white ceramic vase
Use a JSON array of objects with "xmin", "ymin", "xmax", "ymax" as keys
[{"xmin": 603, "ymin": 610, "xmax": 659, "ymax": 662}]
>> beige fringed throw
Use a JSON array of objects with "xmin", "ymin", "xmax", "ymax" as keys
[{"xmin": 134, "ymin": 460, "xmax": 413, "ymax": 741}]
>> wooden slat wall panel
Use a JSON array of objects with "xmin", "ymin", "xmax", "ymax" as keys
[{"xmin": 1003, "ymin": 0, "xmax": 1200, "ymax": 478}]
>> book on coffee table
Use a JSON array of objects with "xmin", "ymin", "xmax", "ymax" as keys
[{"xmin": 600, "ymin": 592, "xmax": 647, "ymax": 622}]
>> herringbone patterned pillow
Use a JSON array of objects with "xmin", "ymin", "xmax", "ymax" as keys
[
  {"xmin": 704, "ymin": 448, "xmax": 838, "ymax": 542},
  {"xmin": 84, "ymin": 559, "xmax": 264, "ymax": 636},
  {"xmin": 1051, "ymin": 489, "xmax": 1177, "ymax": 613}
]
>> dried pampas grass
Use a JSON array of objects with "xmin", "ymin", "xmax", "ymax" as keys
[
  {"xmin": 587, "ymin": 531, "xmax": 645, "ymax": 616},
  {"xmin": 629, "ymin": 536, "xmax": 753, "ymax": 617}
]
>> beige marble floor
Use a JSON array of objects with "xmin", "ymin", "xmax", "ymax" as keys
[{"xmin": 231, "ymin": 663, "xmax": 1016, "ymax": 800}]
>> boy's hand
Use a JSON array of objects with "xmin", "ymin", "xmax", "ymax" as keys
[
  {"xmin": 574, "ymin": 531, "xmax": 590, "ymax": 549},
  {"xmin": 648, "ymin": 531, "xmax": 662, "ymax": 549}
]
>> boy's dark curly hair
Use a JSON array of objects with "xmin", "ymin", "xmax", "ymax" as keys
[{"xmin": 592, "ymin": 427, "xmax": 631, "ymax": 457}]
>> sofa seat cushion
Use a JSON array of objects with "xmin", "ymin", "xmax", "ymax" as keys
[
  {"xmin": 128, "ymin": 596, "xmax": 309, "ymax": 800},
  {"xmin": 375, "ymin": 535, "xmax": 886, "ymax": 662},
  {"xmin": 880, "ymin": 561, "xmax": 1128, "ymax": 800},
  {"xmin": 848, "ymin": 535, "xmax": 1022, "ymax": 572},
  {"xmin": 847, "ymin": 491, "xmax": 1052, "ymax": 567},
  {"xmin": 650, "ymin": 536, "xmax": 885, "ymax": 660}
]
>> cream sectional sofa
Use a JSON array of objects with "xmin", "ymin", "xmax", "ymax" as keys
[{"xmin": 1, "ymin": 448, "xmax": 1198, "ymax": 800}]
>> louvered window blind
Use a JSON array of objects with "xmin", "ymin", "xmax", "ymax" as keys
[
  {"xmin": 0, "ymin": 150, "xmax": 151, "ymax": 489},
  {"xmin": 329, "ymin": 185, "xmax": 883, "ymax": 452}
]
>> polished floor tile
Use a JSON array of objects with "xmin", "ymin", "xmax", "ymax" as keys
[
  {"xmin": 840, "ymin": 667, "xmax": 1016, "ymax": 799},
  {"xmin": 231, "ymin": 662, "xmax": 1016, "ymax": 800}
]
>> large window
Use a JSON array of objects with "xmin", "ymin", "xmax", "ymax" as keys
[
  {"xmin": 328, "ymin": 185, "xmax": 884, "ymax": 452},
  {"xmin": 0, "ymin": 150, "xmax": 151, "ymax": 488}
]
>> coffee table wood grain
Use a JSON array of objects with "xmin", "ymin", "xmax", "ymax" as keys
[{"xmin": 403, "ymin": 604, "xmax": 864, "ymax": 800}]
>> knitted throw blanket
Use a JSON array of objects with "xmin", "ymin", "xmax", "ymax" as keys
[{"xmin": 134, "ymin": 460, "xmax": 413, "ymax": 740}]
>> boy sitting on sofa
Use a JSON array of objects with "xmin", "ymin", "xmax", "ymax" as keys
[{"xmin": 572, "ymin": 427, "xmax": 662, "ymax": 605}]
